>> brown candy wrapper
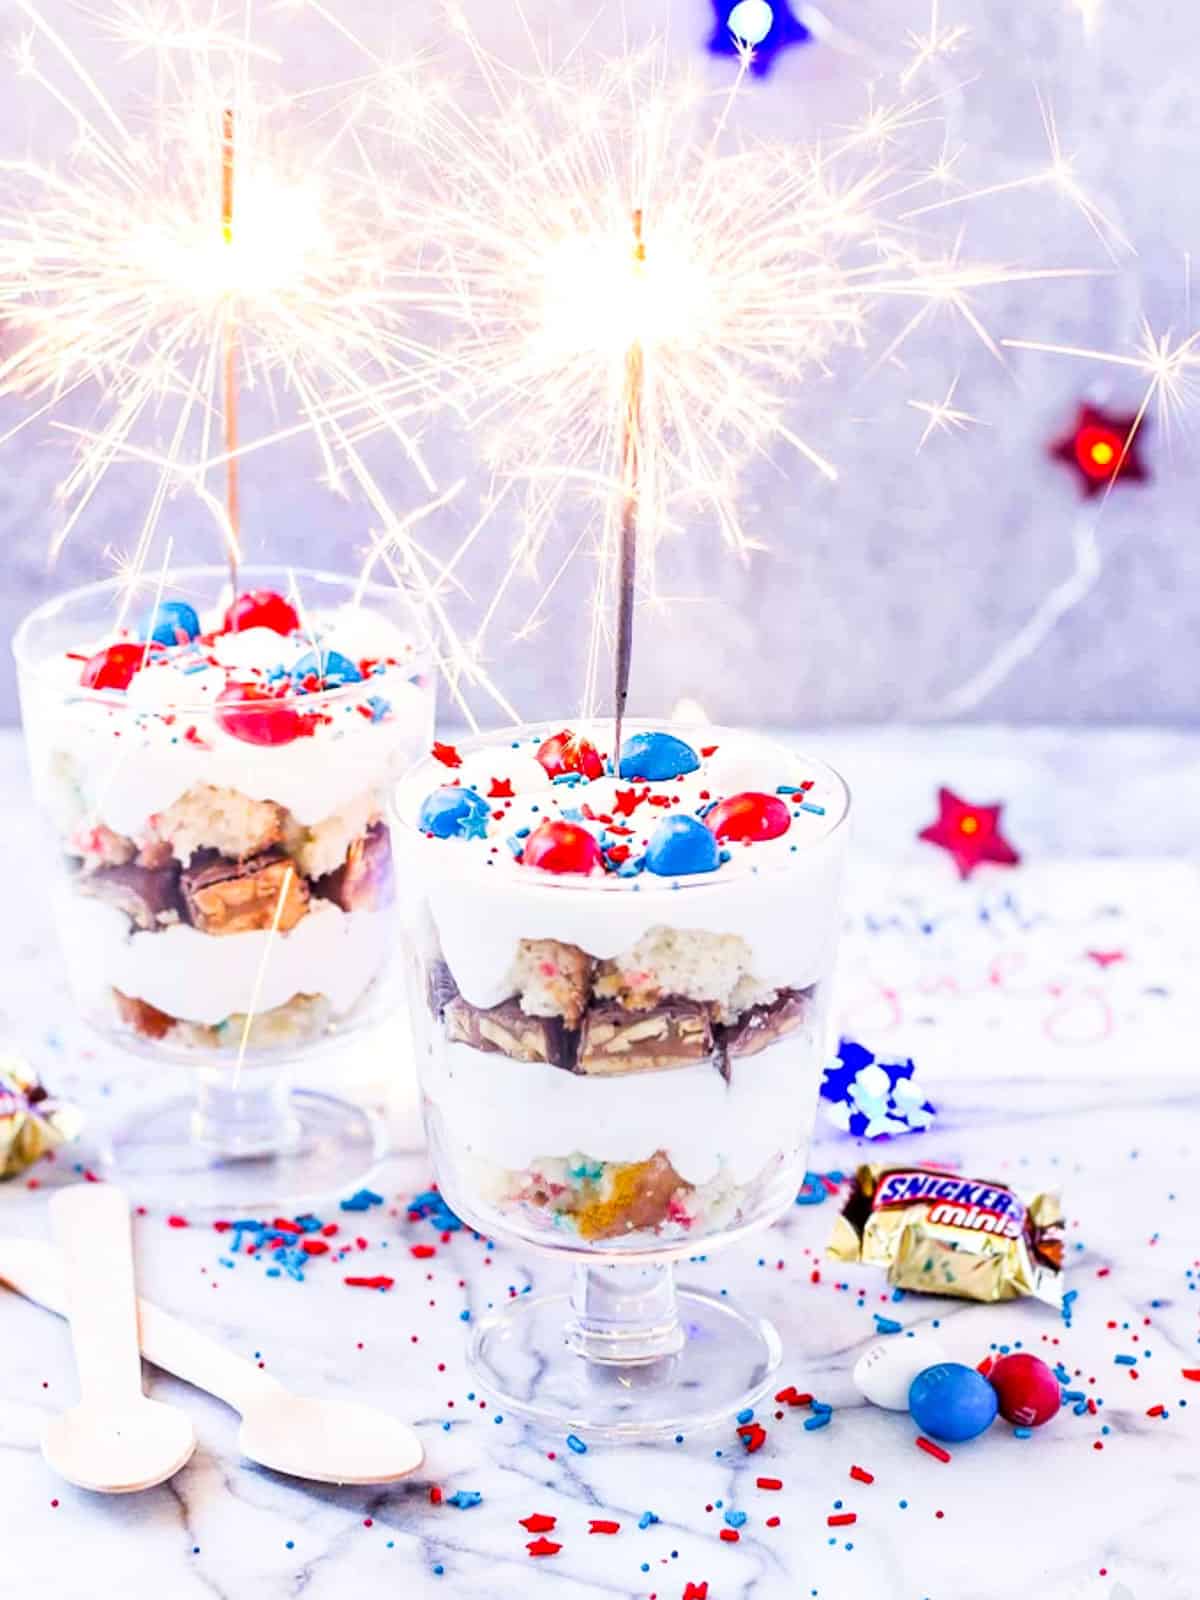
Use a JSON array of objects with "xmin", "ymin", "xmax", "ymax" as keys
[
  {"xmin": 0, "ymin": 1055, "xmax": 83, "ymax": 1179},
  {"xmin": 828, "ymin": 1163, "xmax": 1064, "ymax": 1307}
]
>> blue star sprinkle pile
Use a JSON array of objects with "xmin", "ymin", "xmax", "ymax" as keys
[{"xmin": 820, "ymin": 1038, "xmax": 936, "ymax": 1139}]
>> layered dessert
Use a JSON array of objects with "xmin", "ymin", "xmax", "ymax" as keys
[
  {"xmin": 17, "ymin": 575, "xmax": 432, "ymax": 1057},
  {"xmin": 399, "ymin": 724, "xmax": 850, "ymax": 1250}
]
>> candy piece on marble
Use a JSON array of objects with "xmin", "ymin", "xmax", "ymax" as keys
[
  {"xmin": 141, "ymin": 599, "xmax": 201, "ymax": 646},
  {"xmin": 536, "ymin": 728, "xmax": 605, "ymax": 781},
  {"xmin": 521, "ymin": 819, "xmax": 603, "ymax": 875},
  {"xmin": 418, "ymin": 786, "xmax": 490, "ymax": 840},
  {"xmin": 0, "ymin": 1056, "xmax": 83, "ymax": 1179},
  {"xmin": 223, "ymin": 588, "xmax": 300, "ymax": 636},
  {"xmin": 216, "ymin": 682, "xmax": 305, "ymax": 746},
  {"xmin": 643, "ymin": 814, "xmax": 719, "ymax": 877},
  {"xmin": 79, "ymin": 642, "xmax": 148, "ymax": 691},
  {"xmin": 618, "ymin": 730, "xmax": 700, "ymax": 781},
  {"xmin": 908, "ymin": 1362, "xmax": 998, "ymax": 1443},
  {"xmin": 987, "ymin": 1353, "xmax": 1062, "ymax": 1428},
  {"xmin": 853, "ymin": 1334, "xmax": 950, "ymax": 1411},
  {"xmin": 291, "ymin": 648, "xmax": 363, "ymax": 690},
  {"xmin": 705, "ymin": 791, "xmax": 790, "ymax": 843}
]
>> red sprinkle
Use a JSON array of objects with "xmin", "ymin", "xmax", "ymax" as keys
[
  {"xmin": 519, "ymin": 1514, "xmax": 556, "ymax": 1533},
  {"xmin": 683, "ymin": 1586, "xmax": 709, "ymax": 1600},
  {"xmin": 432, "ymin": 741, "xmax": 462, "ymax": 768},
  {"xmin": 488, "ymin": 778, "xmax": 515, "ymax": 798},
  {"xmin": 166, "ymin": 1215, "xmax": 189, "ymax": 1229},
  {"xmin": 827, "ymin": 1513, "xmax": 857, "ymax": 1527},
  {"xmin": 1146, "ymin": 1405, "xmax": 1166, "ymax": 1417},
  {"xmin": 756, "ymin": 1477, "xmax": 783, "ymax": 1491},
  {"xmin": 526, "ymin": 1537, "xmax": 561, "ymax": 1557},
  {"xmin": 765, "ymin": 1516, "xmax": 780, "ymax": 1528},
  {"xmin": 849, "ymin": 1465, "xmax": 875, "ymax": 1485},
  {"xmin": 429, "ymin": 1487, "xmax": 443, "ymax": 1505},
  {"xmin": 1182, "ymin": 1369, "xmax": 1200, "ymax": 1382},
  {"xmin": 737, "ymin": 1422, "xmax": 767, "ymax": 1453},
  {"xmin": 589, "ymin": 1520, "xmax": 620, "ymax": 1534},
  {"xmin": 344, "ymin": 1275, "xmax": 394, "ymax": 1290},
  {"xmin": 719, "ymin": 1528, "xmax": 740, "ymax": 1543},
  {"xmin": 916, "ymin": 1436, "xmax": 951, "ymax": 1463},
  {"xmin": 301, "ymin": 1239, "xmax": 329, "ymax": 1256},
  {"xmin": 272, "ymin": 1218, "xmax": 302, "ymax": 1233},
  {"xmin": 410, "ymin": 1244, "xmax": 437, "ymax": 1259}
]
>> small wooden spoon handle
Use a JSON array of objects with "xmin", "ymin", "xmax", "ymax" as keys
[{"xmin": 50, "ymin": 1184, "xmax": 143, "ymax": 1406}]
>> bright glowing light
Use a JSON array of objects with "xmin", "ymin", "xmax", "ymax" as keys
[{"xmin": 727, "ymin": 1, "xmax": 775, "ymax": 47}]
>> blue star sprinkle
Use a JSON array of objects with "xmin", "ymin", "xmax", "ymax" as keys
[
  {"xmin": 707, "ymin": 0, "xmax": 811, "ymax": 77},
  {"xmin": 820, "ymin": 1039, "xmax": 936, "ymax": 1139}
]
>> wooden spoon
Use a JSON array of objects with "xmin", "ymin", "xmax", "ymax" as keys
[
  {"xmin": 2, "ymin": 1237, "xmax": 423, "ymax": 1486},
  {"xmin": 41, "ymin": 1185, "xmax": 195, "ymax": 1494}
]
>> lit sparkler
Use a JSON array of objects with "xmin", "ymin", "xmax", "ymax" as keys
[{"xmin": 365, "ymin": 13, "xmax": 1103, "ymax": 722}]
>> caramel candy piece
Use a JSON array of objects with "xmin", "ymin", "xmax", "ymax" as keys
[
  {"xmin": 75, "ymin": 860, "xmax": 183, "ymax": 932},
  {"xmin": 313, "ymin": 822, "xmax": 395, "ymax": 913},
  {"xmin": 181, "ymin": 850, "xmax": 309, "ymax": 936},
  {"xmin": 113, "ymin": 988, "xmax": 175, "ymax": 1041},
  {"xmin": 577, "ymin": 999, "xmax": 714, "ymax": 1076},
  {"xmin": 509, "ymin": 938, "xmax": 594, "ymax": 1028},
  {"xmin": 575, "ymin": 1153, "xmax": 689, "ymax": 1240},
  {"xmin": 720, "ymin": 987, "xmax": 812, "ymax": 1060},
  {"xmin": 444, "ymin": 994, "xmax": 575, "ymax": 1068}
]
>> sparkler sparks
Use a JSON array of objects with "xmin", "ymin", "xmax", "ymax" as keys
[
  {"xmin": 908, "ymin": 376, "xmax": 982, "ymax": 451},
  {"xmin": 367, "ymin": 18, "xmax": 1105, "ymax": 715}
]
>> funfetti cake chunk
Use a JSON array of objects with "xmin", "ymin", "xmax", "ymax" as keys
[
  {"xmin": 508, "ymin": 938, "xmax": 594, "ymax": 1028},
  {"xmin": 285, "ymin": 790, "xmax": 378, "ymax": 881},
  {"xmin": 594, "ymin": 925, "xmax": 755, "ymax": 1020},
  {"xmin": 153, "ymin": 784, "xmax": 283, "ymax": 865}
]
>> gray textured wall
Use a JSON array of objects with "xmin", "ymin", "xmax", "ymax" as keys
[{"xmin": 3, "ymin": 0, "xmax": 1198, "ymax": 726}]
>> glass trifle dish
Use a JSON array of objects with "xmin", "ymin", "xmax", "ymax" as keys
[
  {"xmin": 397, "ymin": 721, "xmax": 850, "ymax": 1437},
  {"xmin": 14, "ymin": 565, "xmax": 434, "ymax": 1207}
]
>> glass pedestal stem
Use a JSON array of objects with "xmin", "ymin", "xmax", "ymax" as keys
[
  {"xmin": 565, "ymin": 1261, "xmax": 686, "ymax": 1365},
  {"xmin": 189, "ymin": 1065, "xmax": 301, "ymax": 1159}
]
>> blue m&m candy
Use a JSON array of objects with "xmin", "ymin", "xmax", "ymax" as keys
[
  {"xmin": 418, "ymin": 786, "xmax": 490, "ymax": 840},
  {"xmin": 908, "ymin": 1362, "xmax": 998, "ymax": 1443},
  {"xmin": 141, "ymin": 599, "xmax": 200, "ymax": 646},
  {"xmin": 291, "ymin": 649, "xmax": 363, "ymax": 690},
  {"xmin": 643, "ymin": 815, "xmax": 719, "ymax": 877},
  {"xmin": 618, "ymin": 731, "xmax": 700, "ymax": 781}
]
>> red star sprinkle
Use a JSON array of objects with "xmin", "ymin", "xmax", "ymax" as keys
[
  {"xmin": 519, "ymin": 1514, "xmax": 556, "ymax": 1533},
  {"xmin": 613, "ymin": 786, "xmax": 646, "ymax": 816},
  {"xmin": 432, "ymin": 741, "xmax": 462, "ymax": 768},
  {"xmin": 918, "ymin": 787, "xmax": 1020, "ymax": 880},
  {"xmin": 488, "ymin": 777, "xmax": 514, "ymax": 798},
  {"xmin": 526, "ymin": 1537, "xmax": 561, "ymax": 1557},
  {"xmin": 1051, "ymin": 403, "xmax": 1149, "ymax": 498},
  {"xmin": 683, "ymin": 1585, "xmax": 709, "ymax": 1600}
]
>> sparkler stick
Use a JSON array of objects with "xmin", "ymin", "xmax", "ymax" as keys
[
  {"xmin": 613, "ymin": 208, "xmax": 646, "ymax": 766},
  {"xmin": 221, "ymin": 106, "xmax": 240, "ymax": 594}
]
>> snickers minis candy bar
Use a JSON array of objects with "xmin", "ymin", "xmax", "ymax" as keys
[{"xmin": 829, "ymin": 1163, "xmax": 1064, "ymax": 1307}]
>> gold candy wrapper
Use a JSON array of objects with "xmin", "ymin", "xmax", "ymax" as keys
[
  {"xmin": 828, "ymin": 1163, "xmax": 1064, "ymax": 1307},
  {"xmin": 0, "ymin": 1055, "xmax": 82, "ymax": 1179}
]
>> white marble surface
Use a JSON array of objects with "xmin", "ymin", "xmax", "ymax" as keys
[{"xmin": 1, "ymin": 727, "xmax": 1197, "ymax": 1600}]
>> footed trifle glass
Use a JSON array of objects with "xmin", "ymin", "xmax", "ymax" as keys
[
  {"xmin": 397, "ymin": 720, "xmax": 850, "ymax": 1438},
  {"xmin": 14, "ymin": 565, "xmax": 434, "ymax": 1208}
]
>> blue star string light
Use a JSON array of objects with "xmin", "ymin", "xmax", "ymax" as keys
[
  {"xmin": 820, "ymin": 1039, "xmax": 936, "ymax": 1139},
  {"xmin": 707, "ymin": 1, "xmax": 812, "ymax": 76}
]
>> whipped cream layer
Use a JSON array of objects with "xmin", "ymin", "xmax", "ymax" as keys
[
  {"xmin": 427, "ymin": 1029, "xmax": 823, "ymax": 1188},
  {"xmin": 400, "ymin": 725, "xmax": 850, "ymax": 1008},
  {"xmin": 56, "ymin": 889, "xmax": 389, "ymax": 1024},
  {"xmin": 23, "ymin": 600, "xmax": 431, "ymax": 834}
]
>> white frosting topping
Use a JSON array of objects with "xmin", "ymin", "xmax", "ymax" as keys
[
  {"xmin": 22, "ymin": 602, "xmax": 433, "ymax": 832},
  {"xmin": 399, "ymin": 725, "xmax": 851, "ymax": 1007}
]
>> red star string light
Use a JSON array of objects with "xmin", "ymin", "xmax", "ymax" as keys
[
  {"xmin": 1050, "ymin": 404, "xmax": 1149, "ymax": 497},
  {"xmin": 918, "ymin": 788, "xmax": 1021, "ymax": 879}
]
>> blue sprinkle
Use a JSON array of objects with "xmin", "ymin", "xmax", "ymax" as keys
[
  {"xmin": 874, "ymin": 1315, "xmax": 902, "ymax": 1335},
  {"xmin": 798, "ymin": 802, "xmax": 826, "ymax": 815},
  {"xmin": 566, "ymin": 1434, "xmax": 588, "ymax": 1454},
  {"xmin": 804, "ymin": 1411, "xmax": 832, "ymax": 1431},
  {"xmin": 364, "ymin": 694, "xmax": 391, "ymax": 724},
  {"xmin": 724, "ymin": 1510, "xmax": 747, "ymax": 1528},
  {"xmin": 638, "ymin": 1511, "xmax": 659, "ymax": 1530},
  {"xmin": 432, "ymin": 1564, "xmax": 444, "ymax": 1575},
  {"xmin": 1013, "ymin": 1426, "xmax": 1033, "ymax": 1439},
  {"xmin": 736, "ymin": 1408, "xmax": 755, "ymax": 1424},
  {"xmin": 1114, "ymin": 1354, "xmax": 1137, "ymax": 1366},
  {"xmin": 340, "ymin": 1188, "xmax": 384, "ymax": 1212},
  {"xmin": 459, "ymin": 1309, "xmax": 471, "ymax": 1322}
]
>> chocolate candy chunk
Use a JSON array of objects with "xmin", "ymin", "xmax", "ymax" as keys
[
  {"xmin": 444, "ymin": 994, "xmax": 575, "ymax": 1068},
  {"xmin": 75, "ymin": 860, "xmax": 184, "ymax": 931},
  {"xmin": 312, "ymin": 822, "xmax": 395, "ymax": 913},
  {"xmin": 181, "ymin": 850, "xmax": 309, "ymax": 936},
  {"xmin": 427, "ymin": 959, "xmax": 459, "ymax": 1019},
  {"xmin": 720, "ymin": 987, "xmax": 812, "ymax": 1060},
  {"xmin": 577, "ymin": 999, "xmax": 714, "ymax": 1076}
]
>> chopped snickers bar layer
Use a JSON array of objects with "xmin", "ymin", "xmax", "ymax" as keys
[
  {"xmin": 576, "ymin": 998, "xmax": 714, "ymax": 1075},
  {"xmin": 312, "ymin": 821, "xmax": 395, "ymax": 913},
  {"xmin": 75, "ymin": 859, "xmax": 183, "ymax": 931},
  {"xmin": 180, "ymin": 849, "xmax": 310, "ymax": 936},
  {"xmin": 717, "ymin": 987, "xmax": 813, "ymax": 1059},
  {"xmin": 445, "ymin": 993, "xmax": 576, "ymax": 1068}
]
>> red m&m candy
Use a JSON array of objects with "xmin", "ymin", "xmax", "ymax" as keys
[
  {"xmin": 535, "ymin": 729, "xmax": 605, "ymax": 782},
  {"xmin": 222, "ymin": 589, "xmax": 300, "ymax": 636},
  {"xmin": 706, "ymin": 791, "xmax": 790, "ymax": 844},
  {"xmin": 987, "ymin": 1353, "xmax": 1061, "ymax": 1428},
  {"xmin": 79, "ymin": 642, "xmax": 148, "ymax": 691},
  {"xmin": 216, "ymin": 682, "xmax": 304, "ymax": 746},
  {"xmin": 521, "ymin": 819, "xmax": 603, "ymax": 875}
]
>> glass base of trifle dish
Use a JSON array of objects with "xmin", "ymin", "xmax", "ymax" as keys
[
  {"xmin": 397, "ymin": 719, "xmax": 851, "ymax": 1440},
  {"xmin": 15, "ymin": 564, "xmax": 434, "ymax": 1210}
]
